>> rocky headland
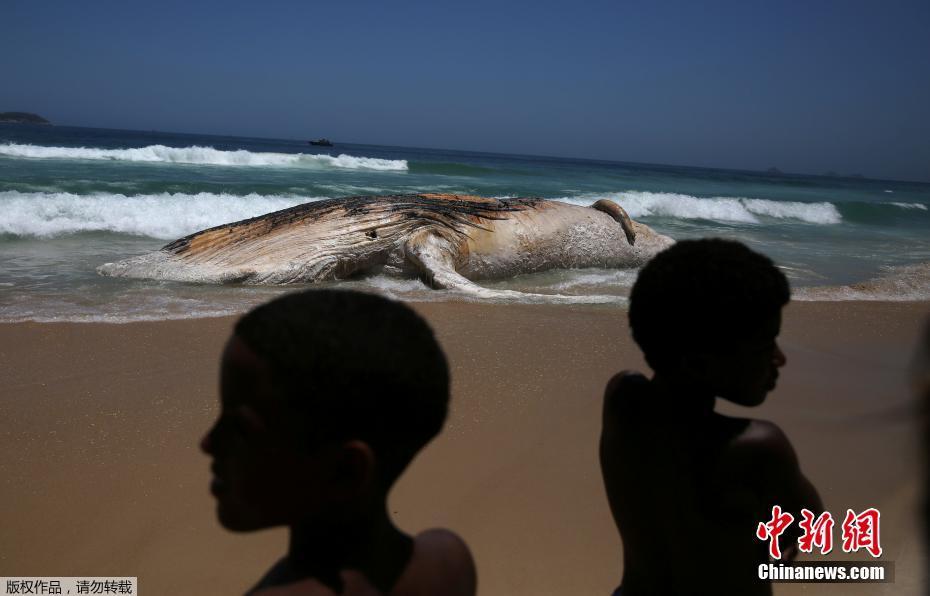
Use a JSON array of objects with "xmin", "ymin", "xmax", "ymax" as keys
[{"xmin": 0, "ymin": 112, "xmax": 51, "ymax": 124}]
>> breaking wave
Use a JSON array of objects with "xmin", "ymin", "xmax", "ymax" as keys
[
  {"xmin": 0, "ymin": 190, "xmax": 320, "ymax": 239},
  {"xmin": 0, "ymin": 143, "xmax": 408, "ymax": 171},
  {"xmin": 890, "ymin": 202, "xmax": 928, "ymax": 210},
  {"xmin": 558, "ymin": 192, "xmax": 842, "ymax": 224}
]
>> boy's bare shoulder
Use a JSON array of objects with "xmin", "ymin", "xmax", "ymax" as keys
[
  {"xmin": 602, "ymin": 370, "xmax": 651, "ymax": 413},
  {"xmin": 714, "ymin": 418, "xmax": 799, "ymax": 486},
  {"xmin": 392, "ymin": 529, "xmax": 476, "ymax": 596},
  {"xmin": 727, "ymin": 419, "xmax": 798, "ymax": 467},
  {"xmin": 414, "ymin": 528, "xmax": 474, "ymax": 567},
  {"xmin": 723, "ymin": 417, "xmax": 822, "ymax": 519},
  {"xmin": 605, "ymin": 370, "xmax": 650, "ymax": 395}
]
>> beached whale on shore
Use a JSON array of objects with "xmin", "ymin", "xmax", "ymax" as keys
[{"xmin": 98, "ymin": 193, "xmax": 674, "ymax": 296}]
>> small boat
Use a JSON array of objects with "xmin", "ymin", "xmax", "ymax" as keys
[{"xmin": 309, "ymin": 138, "xmax": 333, "ymax": 147}]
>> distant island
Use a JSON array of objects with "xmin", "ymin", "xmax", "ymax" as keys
[{"xmin": 0, "ymin": 112, "xmax": 51, "ymax": 124}]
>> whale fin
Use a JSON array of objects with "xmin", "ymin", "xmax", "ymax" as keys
[
  {"xmin": 404, "ymin": 229, "xmax": 632, "ymax": 304},
  {"xmin": 404, "ymin": 230, "xmax": 477, "ymax": 291},
  {"xmin": 404, "ymin": 230, "xmax": 520, "ymax": 298},
  {"xmin": 591, "ymin": 199, "xmax": 636, "ymax": 246}
]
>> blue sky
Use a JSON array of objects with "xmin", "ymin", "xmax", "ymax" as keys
[{"xmin": 2, "ymin": 0, "xmax": 929, "ymax": 181}]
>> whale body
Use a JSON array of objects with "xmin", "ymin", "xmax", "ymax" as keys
[{"xmin": 98, "ymin": 193, "xmax": 674, "ymax": 296}]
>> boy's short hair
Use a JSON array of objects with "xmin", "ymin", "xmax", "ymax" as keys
[
  {"xmin": 629, "ymin": 239, "xmax": 790, "ymax": 373},
  {"xmin": 234, "ymin": 289, "xmax": 449, "ymax": 485}
]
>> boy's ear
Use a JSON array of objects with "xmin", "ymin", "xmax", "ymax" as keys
[{"xmin": 327, "ymin": 440, "xmax": 376, "ymax": 498}]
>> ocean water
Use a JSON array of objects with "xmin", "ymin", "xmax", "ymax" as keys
[{"xmin": 1, "ymin": 124, "xmax": 928, "ymax": 322}]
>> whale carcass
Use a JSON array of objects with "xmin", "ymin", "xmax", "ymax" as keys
[{"xmin": 97, "ymin": 193, "xmax": 674, "ymax": 295}]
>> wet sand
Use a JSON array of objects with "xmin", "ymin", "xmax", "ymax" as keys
[{"xmin": 1, "ymin": 300, "xmax": 927, "ymax": 595}]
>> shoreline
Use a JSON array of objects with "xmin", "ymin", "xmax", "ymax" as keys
[
  {"xmin": 1, "ymin": 300, "xmax": 928, "ymax": 595},
  {"xmin": 3, "ymin": 296, "xmax": 929, "ymax": 326}
]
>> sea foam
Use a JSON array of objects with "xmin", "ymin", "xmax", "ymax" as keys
[
  {"xmin": 0, "ymin": 143, "xmax": 408, "ymax": 171},
  {"xmin": 1, "ymin": 189, "xmax": 849, "ymax": 240},
  {"xmin": 558, "ymin": 192, "xmax": 842, "ymax": 224},
  {"xmin": 794, "ymin": 261, "xmax": 930, "ymax": 302},
  {"xmin": 0, "ymin": 190, "xmax": 320, "ymax": 239},
  {"xmin": 890, "ymin": 202, "xmax": 928, "ymax": 210}
]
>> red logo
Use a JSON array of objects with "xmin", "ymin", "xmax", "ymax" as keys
[
  {"xmin": 841, "ymin": 508, "xmax": 882, "ymax": 557},
  {"xmin": 756, "ymin": 507, "xmax": 881, "ymax": 559},
  {"xmin": 798, "ymin": 509, "xmax": 834, "ymax": 555},
  {"xmin": 756, "ymin": 505, "xmax": 795, "ymax": 559}
]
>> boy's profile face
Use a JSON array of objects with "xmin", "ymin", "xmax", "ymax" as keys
[
  {"xmin": 201, "ymin": 335, "xmax": 332, "ymax": 532},
  {"xmin": 707, "ymin": 311, "xmax": 786, "ymax": 407}
]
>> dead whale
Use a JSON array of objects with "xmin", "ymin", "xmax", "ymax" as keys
[{"xmin": 97, "ymin": 193, "xmax": 674, "ymax": 296}]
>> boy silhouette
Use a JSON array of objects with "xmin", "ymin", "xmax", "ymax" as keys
[
  {"xmin": 600, "ymin": 239, "xmax": 822, "ymax": 596},
  {"xmin": 201, "ymin": 290, "xmax": 476, "ymax": 595}
]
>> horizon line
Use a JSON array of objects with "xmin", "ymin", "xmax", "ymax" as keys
[{"xmin": 3, "ymin": 120, "xmax": 929, "ymax": 185}]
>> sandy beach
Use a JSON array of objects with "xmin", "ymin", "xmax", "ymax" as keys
[{"xmin": 1, "ymin": 300, "xmax": 927, "ymax": 595}]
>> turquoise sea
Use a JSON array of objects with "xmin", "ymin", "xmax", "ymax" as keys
[{"xmin": 1, "ymin": 124, "xmax": 928, "ymax": 322}]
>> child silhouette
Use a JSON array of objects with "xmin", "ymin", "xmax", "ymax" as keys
[
  {"xmin": 202, "ymin": 290, "xmax": 476, "ymax": 595},
  {"xmin": 600, "ymin": 239, "xmax": 822, "ymax": 595}
]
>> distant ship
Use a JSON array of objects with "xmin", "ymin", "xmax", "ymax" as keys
[{"xmin": 308, "ymin": 138, "xmax": 333, "ymax": 147}]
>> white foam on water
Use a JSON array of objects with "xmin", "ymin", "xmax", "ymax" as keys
[
  {"xmin": 338, "ymin": 273, "xmax": 625, "ymax": 306},
  {"xmin": 556, "ymin": 192, "xmax": 842, "ymax": 224},
  {"xmin": 0, "ymin": 281, "xmax": 625, "ymax": 323},
  {"xmin": 890, "ymin": 202, "xmax": 928, "ymax": 210},
  {"xmin": 794, "ymin": 262, "xmax": 930, "ymax": 302},
  {"xmin": 0, "ymin": 143, "xmax": 408, "ymax": 171},
  {"xmin": 444, "ymin": 288, "xmax": 625, "ymax": 306},
  {"xmin": 0, "ymin": 190, "xmax": 323, "ymax": 239},
  {"xmin": 14, "ymin": 308, "xmax": 243, "ymax": 324},
  {"xmin": 550, "ymin": 269, "xmax": 638, "ymax": 291},
  {"xmin": 361, "ymin": 276, "xmax": 432, "ymax": 295}
]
